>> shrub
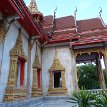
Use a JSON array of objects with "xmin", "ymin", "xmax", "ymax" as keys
[
  {"xmin": 68, "ymin": 90, "xmax": 96, "ymax": 107},
  {"xmin": 95, "ymin": 90, "xmax": 107, "ymax": 107}
]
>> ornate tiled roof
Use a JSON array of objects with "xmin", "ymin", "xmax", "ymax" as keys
[
  {"xmin": 55, "ymin": 16, "xmax": 75, "ymax": 30},
  {"xmin": 43, "ymin": 15, "xmax": 75, "ymax": 30},
  {"xmin": 42, "ymin": 15, "xmax": 77, "ymax": 43},
  {"xmin": 77, "ymin": 18, "xmax": 105, "ymax": 33},
  {"xmin": 42, "ymin": 15, "xmax": 53, "ymax": 27},
  {"xmin": 43, "ymin": 16, "xmax": 106, "ymax": 44},
  {"xmin": 71, "ymin": 34, "xmax": 107, "ymax": 46}
]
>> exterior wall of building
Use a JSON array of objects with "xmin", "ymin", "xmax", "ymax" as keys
[
  {"xmin": 0, "ymin": 21, "xmax": 29, "ymax": 102},
  {"xmin": 0, "ymin": 20, "xmax": 76, "ymax": 101},
  {"xmin": 42, "ymin": 46, "xmax": 74, "ymax": 96}
]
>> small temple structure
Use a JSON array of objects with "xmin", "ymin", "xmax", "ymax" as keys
[{"xmin": 0, "ymin": 0, "xmax": 107, "ymax": 103}]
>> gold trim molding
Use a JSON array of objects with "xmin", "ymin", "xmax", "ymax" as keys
[
  {"xmin": 74, "ymin": 47, "xmax": 105, "ymax": 58},
  {"xmin": 73, "ymin": 47, "xmax": 106, "ymax": 91},
  {"xmin": 4, "ymin": 88, "xmax": 28, "ymax": 102}
]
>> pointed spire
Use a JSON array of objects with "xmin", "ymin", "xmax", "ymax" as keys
[
  {"xmin": 28, "ymin": 0, "xmax": 44, "ymax": 21},
  {"xmin": 49, "ymin": 48, "xmax": 65, "ymax": 71},
  {"xmin": 28, "ymin": 0, "xmax": 39, "ymax": 14},
  {"xmin": 10, "ymin": 29, "xmax": 27, "ymax": 60},
  {"xmin": 33, "ymin": 43, "xmax": 41, "ymax": 68}
]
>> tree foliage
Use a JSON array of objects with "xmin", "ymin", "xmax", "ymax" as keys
[{"xmin": 77, "ymin": 64, "xmax": 100, "ymax": 90}]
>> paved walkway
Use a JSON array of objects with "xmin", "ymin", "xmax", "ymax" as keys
[
  {"xmin": 25, "ymin": 102, "xmax": 77, "ymax": 107},
  {"xmin": 0, "ymin": 96, "xmax": 78, "ymax": 107},
  {"xmin": 36, "ymin": 103, "xmax": 77, "ymax": 107}
]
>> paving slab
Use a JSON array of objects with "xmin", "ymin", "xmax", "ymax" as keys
[{"xmin": 0, "ymin": 96, "xmax": 78, "ymax": 107}]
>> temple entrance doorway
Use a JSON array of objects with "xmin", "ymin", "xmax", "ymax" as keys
[{"xmin": 76, "ymin": 52, "xmax": 106, "ymax": 90}]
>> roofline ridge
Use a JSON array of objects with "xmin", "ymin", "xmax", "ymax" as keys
[{"xmin": 77, "ymin": 17, "xmax": 101, "ymax": 22}]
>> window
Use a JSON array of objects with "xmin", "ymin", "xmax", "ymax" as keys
[
  {"xmin": 54, "ymin": 71, "xmax": 62, "ymax": 88},
  {"xmin": 16, "ymin": 57, "xmax": 25, "ymax": 87},
  {"xmin": 37, "ymin": 68, "xmax": 41, "ymax": 89}
]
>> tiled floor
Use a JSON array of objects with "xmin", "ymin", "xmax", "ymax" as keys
[
  {"xmin": 29, "ymin": 103, "xmax": 77, "ymax": 107},
  {"xmin": 38, "ymin": 104, "xmax": 77, "ymax": 107},
  {"xmin": 0, "ymin": 96, "xmax": 78, "ymax": 107},
  {"xmin": 32, "ymin": 101, "xmax": 78, "ymax": 107}
]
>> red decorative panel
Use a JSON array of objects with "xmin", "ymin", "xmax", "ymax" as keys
[
  {"xmin": 37, "ymin": 69, "xmax": 41, "ymax": 89},
  {"xmin": 20, "ymin": 61, "xmax": 25, "ymax": 87}
]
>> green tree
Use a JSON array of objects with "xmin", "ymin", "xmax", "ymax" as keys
[{"xmin": 77, "ymin": 64, "xmax": 100, "ymax": 90}]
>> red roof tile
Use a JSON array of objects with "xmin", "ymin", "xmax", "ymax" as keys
[
  {"xmin": 77, "ymin": 18, "xmax": 105, "ymax": 32},
  {"xmin": 71, "ymin": 34, "xmax": 107, "ymax": 46},
  {"xmin": 55, "ymin": 16, "xmax": 75, "ymax": 30},
  {"xmin": 43, "ymin": 15, "xmax": 75, "ymax": 30},
  {"xmin": 52, "ymin": 33, "xmax": 75, "ymax": 40},
  {"xmin": 42, "ymin": 15, "xmax": 53, "ymax": 27}
]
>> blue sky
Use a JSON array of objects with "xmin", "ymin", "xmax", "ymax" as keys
[{"xmin": 24, "ymin": 0, "xmax": 107, "ymax": 24}]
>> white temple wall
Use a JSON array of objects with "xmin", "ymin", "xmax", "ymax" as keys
[
  {"xmin": 0, "ymin": 21, "xmax": 29, "ymax": 102},
  {"xmin": 42, "ymin": 46, "xmax": 74, "ymax": 96},
  {"xmin": 31, "ymin": 43, "xmax": 36, "ymax": 90},
  {"xmin": 22, "ymin": 29, "xmax": 28, "ymax": 87}
]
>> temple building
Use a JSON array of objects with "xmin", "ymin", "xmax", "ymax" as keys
[{"xmin": 0, "ymin": 0, "xmax": 107, "ymax": 103}]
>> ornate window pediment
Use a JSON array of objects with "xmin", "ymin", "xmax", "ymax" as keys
[
  {"xmin": 33, "ymin": 51, "xmax": 41, "ymax": 69},
  {"xmin": 10, "ymin": 29, "xmax": 27, "ymax": 60},
  {"xmin": 49, "ymin": 55, "xmax": 65, "ymax": 71}
]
